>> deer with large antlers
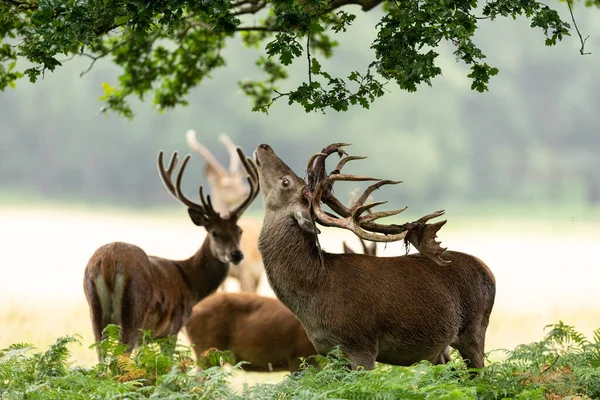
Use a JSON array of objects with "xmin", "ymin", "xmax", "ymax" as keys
[
  {"xmin": 83, "ymin": 148, "xmax": 259, "ymax": 358},
  {"xmin": 252, "ymin": 143, "xmax": 496, "ymax": 370},
  {"xmin": 186, "ymin": 130, "xmax": 264, "ymax": 293}
]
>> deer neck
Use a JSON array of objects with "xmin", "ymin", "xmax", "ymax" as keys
[
  {"xmin": 179, "ymin": 239, "xmax": 230, "ymax": 303},
  {"xmin": 259, "ymin": 210, "xmax": 325, "ymax": 312}
]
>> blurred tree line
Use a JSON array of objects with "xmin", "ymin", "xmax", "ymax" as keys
[{"xmin": 0, "ymin": 9, "xmax": 598, "ymax": 210}]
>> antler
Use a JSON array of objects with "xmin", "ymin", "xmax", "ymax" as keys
[
  {"xmin": 305, "ymin": 143, "xmax": 450, "ymax": 266},
  {"xmin": 185, "ymin": 129, "xmax": 228, "ymax": 178},
  {"xmin": 230, "ymin": 147, "xmax": 261, "ymax": 219},
  {"xmin": 157, "ymin": 150, "xmax": 218, "ymax": 218},
  {"xmin": 219, "ymin": 134, "xmax": 241, "ymax": 174}
]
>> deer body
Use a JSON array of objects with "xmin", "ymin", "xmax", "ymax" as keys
[
  {"xmin": 85, "ymin": 239, "xmax": 230, "ymax": 349},
  {"xmin": 254, "ymin": 144, "xmax": 496, "ymax": 370},
  {"xmin": 84, "ymin": 149, "xmax": 259, "ymax": 358},
  {"xmin": 185, "ymin": 292, "xmax": 317, "ymax": 372}
]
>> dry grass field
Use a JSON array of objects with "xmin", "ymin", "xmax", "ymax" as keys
[{"xmin": 1, "ymin": 204, "xmax": 599, "ymax": 388}]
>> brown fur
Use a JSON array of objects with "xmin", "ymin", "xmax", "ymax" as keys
[
  {"xmin": 185, "ymin": 293, "xmax": 317, "ymax": 372},
  {"xmin": 253, "ymin": 144, "xmax": 496, "ymax": 370},
  {"xmin": 227, "ymin": 218, "xmax": 264, "ymax": 292}
]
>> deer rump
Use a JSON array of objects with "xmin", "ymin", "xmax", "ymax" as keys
[{"xmin": 185, "ymin": 292, "xmax": 317, "ymax": 372}]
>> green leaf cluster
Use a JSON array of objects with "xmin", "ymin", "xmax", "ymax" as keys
[{"xmin": 0, "ymin": 0, "xmax": 589, "ymax": 117}]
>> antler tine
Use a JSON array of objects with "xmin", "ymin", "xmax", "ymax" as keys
[
  {"xmin": 359, "ymin": 206, "xmax": 409, "ymax": 223},
  {"xmin": 306, "ymin": 143, "xmax": 350, "ymax": 190},
  {"xmin": 157, "ymin": 151, "xmax": 180, "ymax": 199},
  {"xmin": 352, "ymin": 179, "xmax": 402, "ymax": 211},
  {"xmin": 333, "ymin": 155, "xmax": 367, "ymax": 173},
  {"xmin": 219, "ymin": 134, "xmax": 241, "ymax": 174},
  {"xmin": 173, "ymin": 154, "xmax": 205, "ymax": 211},
  {"xmin": 231, "ymin": 147, "xmax": 261, "ymax": 218},
  {"xmin": 198, "ymin": 186, "xmax": 218, "ymax": 217}
]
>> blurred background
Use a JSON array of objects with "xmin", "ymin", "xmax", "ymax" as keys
[{"xmin": 1, "ymin": 5, "xmax": 599, "ymax": 374}]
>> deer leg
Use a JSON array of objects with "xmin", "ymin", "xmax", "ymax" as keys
[
  {"xmin": 432, "ymin": 345, "xmax": 451, "ymax": 364},
  {"xmin": 119, "ymin": 282, "xmax": 147, "ymax": 354},
  {"xmin": 342, "ymin": 343, "xmax": 378, "ymax": 371},
  {"xmin": 452, "ymin": 332, "xmax": 485, "ymax": 369},
  {"xmin": 84, "ymin": 279, "xmax": 105, "ymax": 361}
]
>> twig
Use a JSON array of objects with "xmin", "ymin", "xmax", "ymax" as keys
[
  {"xmin": 566, "ymin": 0, "xmax": 591, "ymax": 55},
  {"xmin": 79, "ymin": 36, "xmax": 135, "ymax": 77},
  {"xmin": 307, "ymin": 33, "xmax": 312, "ymax": 87},
  {"xmin": 540, "ymin": 356, "xmax": 560, "ymax": 374},
  {"xmin": 236, "ymin": 26, "xmax": 281, "ymax": 32}
]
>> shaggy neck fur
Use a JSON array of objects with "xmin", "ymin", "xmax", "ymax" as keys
[
  {"xmin": 258, "ymin": 210, "xmax": 325, "ymax": 313},
  {"xmin": 180, "ymin": 239, "xmax": 230, "ymax": 303}
]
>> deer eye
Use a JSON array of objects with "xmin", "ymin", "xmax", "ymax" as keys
[
  {"xmin": 281, "ymin": 177, "xmax": 290, "ymax": 187},
  {"xmin": 211, "ymin": 231, "xmax": 218, "ymax": 238}
]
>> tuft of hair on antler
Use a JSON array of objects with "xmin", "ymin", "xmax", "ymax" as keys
[{"xmin": 305, "ymin": 143, "xmax": 451, "ymax": 267}]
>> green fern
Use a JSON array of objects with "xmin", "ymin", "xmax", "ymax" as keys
[{"xmin": 1, "ymin": 321, "xmax": 599, "ymax": 399}]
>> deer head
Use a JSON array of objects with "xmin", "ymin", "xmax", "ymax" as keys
[
  {"xmin": 254, "ymin": 143, "xmax": 449, "ymax": 266},
  {"xmin": 185, "ymin": 130, "xmax": 250, "ymax": 213},
  {"xmin": 253, "ymin": 144, "xmax": 319, "ymax": 235},
  {"xmin": 158, "ymin": 148, "xmax": 259, "ymax": 265}
]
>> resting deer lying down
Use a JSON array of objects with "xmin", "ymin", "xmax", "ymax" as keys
[
  {"xmin": 183, "ymin": 237, "xmax": 377, "ymax": 372},
  {"xmin": 83, "ymin": 148, "xmax": 259, "ymax": 358},
  {"xmin": 186, "ymin": 130, "xmax": 264, "ymax": 293},
  {"xmin": 184, "ymin": 292, "xmax": 316, "ymax": 372},
  {"xmin": 252, "ymin": 143, "xmax": 496, "ymax": 370}
]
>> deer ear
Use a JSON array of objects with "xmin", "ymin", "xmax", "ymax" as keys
[
  {"xmin": 293, "ymin": 204, "xmax": 321, "ymax": 235},
  {"xmin": 188, "ymin": 209, "xmax": 209, "ymax": 226}
]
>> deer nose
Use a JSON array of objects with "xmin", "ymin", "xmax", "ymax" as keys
[
  {"xmin": 259, "ymin": 143, "xmax": 270, "ymax": 150},
  {"xmin": 231, "ymin": 250, "xmax": 244, "ymax": 264}
]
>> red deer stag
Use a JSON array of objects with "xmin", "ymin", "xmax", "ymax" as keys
[
  {"xmin": 83, "ymin": 148, "xmax": 259, "ymax": 358},
  {"xmin": 252, "ymin": 143, "xmax": 496, "ymax": 370},
  {"xmin": 186, "ymin": 130, "xmax": 263, "ymax": 293},
  {"xmin": 184, "ymin": 292, "xmax": 317, "ymax": 372}
]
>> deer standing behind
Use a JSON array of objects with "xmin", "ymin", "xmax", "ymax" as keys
[
  {"xmin": 83, "ymin": 148, "xmax": 259, "ymax": 358},
  {"xmin": 252, "ymin": 143, "xmax": 496, "ymax": 370},
  {"xmin": 186, "ymin": 130, "xmax": 264, "ymax": 293},
  {"xmin": 183, "ymin": 235, "xmax": 377, "ymax": 373}
]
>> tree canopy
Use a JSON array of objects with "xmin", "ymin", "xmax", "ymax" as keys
[{"xmin": 0, "ymin": 0, "xmax": 594, "ymax": 117}]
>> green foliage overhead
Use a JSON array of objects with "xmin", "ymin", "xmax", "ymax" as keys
[
  {"xmin": 0, "ymin": 0, "xmax": 589, "ymax": 117},
  {"xmin": 1, "ymin": 322, "xmax": 600, "ymax": 398}
]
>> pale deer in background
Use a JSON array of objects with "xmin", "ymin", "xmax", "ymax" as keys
[
  {"xmin": 186, "ymin": 130, "xmax": 264, "ymax": 293},
  {"xmin": 252, "ymin": 142, "xmax": 496, "ymax": 370},
  {"xmin": 83, "ymin": 148, "xmax": 259, "ymax": 358},
  {"xmin": 183, "ymin": 229, "xmax": 378, "ymax": 373}
]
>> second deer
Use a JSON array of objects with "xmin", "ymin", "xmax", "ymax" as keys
[
  {"xmin": 186, "ymin": 130, "xmax": 264, "ymax": 293},
  {"xmin": 83, "ymin": 148, "xmax": 259, "ymax": 358}
]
